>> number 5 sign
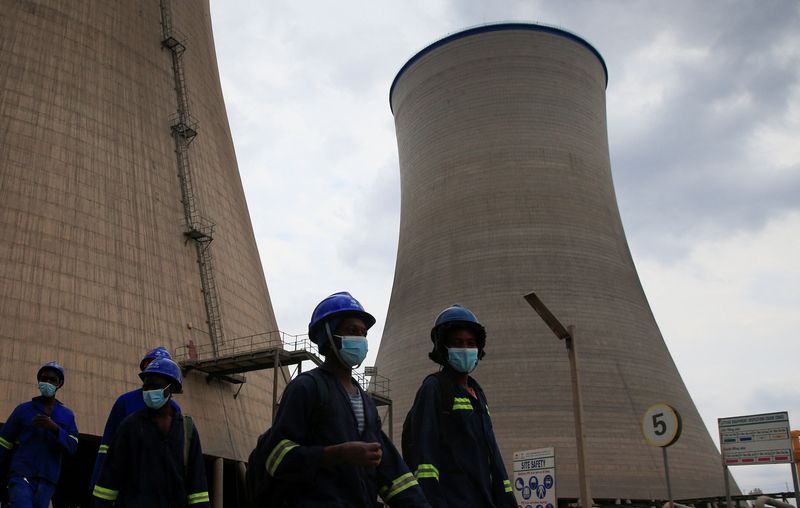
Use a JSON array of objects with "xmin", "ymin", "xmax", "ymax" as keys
[
  {"xmin": 642, "ymin": 403, "xmax": 682, "ymax": 448},
  {"xmin": 643, "ymin": 404, "xmax": 682, "ymax": 507}
]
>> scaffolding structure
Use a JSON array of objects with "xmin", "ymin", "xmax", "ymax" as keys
[
  {"xmin": 174, "ymin": 331, "xmax": 394, "ymax": 434},
  {"xmin": 159, "ymin": 0, "xmax": 225, "ymax": 354}
]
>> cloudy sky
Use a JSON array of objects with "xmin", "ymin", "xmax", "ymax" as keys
[{"xmin": 209, "ymin": 1, "xmax": 800, "ymax": 494}]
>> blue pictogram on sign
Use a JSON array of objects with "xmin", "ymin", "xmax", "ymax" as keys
[{"xmin": 515, "ymin": 473, "xmax": 554, "ymax": 502}]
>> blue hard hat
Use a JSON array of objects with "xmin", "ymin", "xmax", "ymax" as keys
[
  {"xmin": 431, "ymin": 303, "xmax": 486, "ymax": 349},
  {"xmin": 431, "ymin": 304, "xmax": 485, "ymax": 340},
  {"xmin": 139, "ymin": 358, "xmax": 183, "ymax": 391},
  {"xmin": 38, "ymin": 361, "xmax": 65, "ymax": 384},
  {"xmin": 308, "ymin": 292, "xmax": 376, "ymax": 348},
  {"xmin": 140, "ymin": 346, "xmax": 172, "ymax": 371},
  {"xmin": 429, "ymin": 304, "xmax": 487, "ymax": 365}
]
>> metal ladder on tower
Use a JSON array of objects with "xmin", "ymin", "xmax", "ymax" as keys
[{"xmin": 160, "ymin": 0, "xmax": 224, "ymax": 356}]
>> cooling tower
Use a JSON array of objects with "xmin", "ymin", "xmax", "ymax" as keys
[
  {"xmin": 1, "ymin": 0, "xmax": 278, "ymax": 498},
  {"xmin": 376, "ymin": 24, "xmax": 731, "ymax": 499}
]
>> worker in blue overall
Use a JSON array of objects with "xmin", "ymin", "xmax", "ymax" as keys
[
  {"xmin": 260, "ymin": 292, "xmax": 431, "ymax": 507},
  {"xmin": 89, "ymin": 346, "xmax": 179, "ymax": 491},
  {"xmin": 0, "ymin": 361, "xmax": 79, "ymax": 508},
  {"xmin": 401, "ymin": 304, "xmax": 516, "ymax": 508},
  {"xmin": 91, "ymin": 358, "xmax": 209, "ymax": 507}
]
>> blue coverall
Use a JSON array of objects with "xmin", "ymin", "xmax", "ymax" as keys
[
  {"xmin": 0, "ymin": 397, "xmax": 79, "ymax": 508},
  {"xmin": 92, "ymin": 407, "xmax": 209, "ymax": 508},
  {"xmin": 89, "ymin": 388, "xmax": 180, "ymax": 489},
  {"xmin": 402, "ymin": 373, "xmax": 516, "ymax": 508},
  {"xmin": 262, "ymin": 367, "xmax": 431, "ymax": 507}
]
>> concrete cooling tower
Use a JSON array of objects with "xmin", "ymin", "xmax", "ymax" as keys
[
  {"xmin": 375, "ymin": 24, "xmax": 731, "ymax": 500},
  {"xmin": 1, "ymin": 1, "xmax": 278, "ymax": 503}
]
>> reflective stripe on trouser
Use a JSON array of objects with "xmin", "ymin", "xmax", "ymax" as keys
[
  {"xmin": 379, "ymin": 472, "xmax": 419, "ymax": 501},
  {"xmin": 0, "ymin": 436, "xmax": 12, "ymax": 449},
  {"xmin": 92, "ymin": 485, "xmax": 119, "ymax": 501},
  {"xmin": 265, "ymin": 439, "xmax": 299, "ymax": 476},
  {"xmin": 503, "ymin": 479, "xmax": 512, "ymax": 492},
  {"xmin": 414, "ymin": 463, "xmax": 439, "ymax": 480},
  {"xmin": 188, "ymin": 491, "xmax": 210, "ymax": 505},
  {"xmin": 452, "ymin": 397, "xmax": 472, "ymax": 410},
  {"xmin": 98, "ymin": 444, "xmax": 109, "ymax": 454}
]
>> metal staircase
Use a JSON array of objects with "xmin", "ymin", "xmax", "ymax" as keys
[{"xmin": 174, "ymin": 332, "xmax": 393, "ymax": 429}]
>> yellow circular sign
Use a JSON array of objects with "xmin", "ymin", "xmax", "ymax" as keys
[{"xmin": 642, "ymin": 403, "xmax": 682, "ymax": 447}]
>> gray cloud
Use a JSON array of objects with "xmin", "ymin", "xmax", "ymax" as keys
[{"xmin": 210, "ymin": 0, "xmax": 799, "ymax": 492}]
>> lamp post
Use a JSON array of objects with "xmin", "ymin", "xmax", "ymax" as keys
[{"xmin": 524, "ymin": 292, "xmax": 593, "ymax": 507}]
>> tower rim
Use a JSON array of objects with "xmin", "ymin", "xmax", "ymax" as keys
[{"xmin": 389, "ymin": 22, "xmax": 608, "ymax": 113}]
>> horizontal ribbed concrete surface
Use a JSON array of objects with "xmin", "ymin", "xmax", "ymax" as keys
[
  {"xmin": 0, "ymin": 0, "xmax": 278, "ymax": 460},
  {"xmin": 376, "ymin": 24, "xmax": 731, "ymax": 499}
]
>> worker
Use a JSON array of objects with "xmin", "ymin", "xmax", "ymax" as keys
[
  {"xmin": 89, "ymin": 346, "xmax": 179, "ymax": 490},
  {"xmin": 402, "ymin": 304, "xmax": 516, "ymax": 508},
  {"xmin": 91, "ymin": 357, "xmax": 209, "ymax": 507},
  {"xmin": 257, "ymin": 291, "xmax": 431, "ymax": 507},
  {"xmin": 0, "ymin": 362, "xmax": 79, "ymax": 508}
]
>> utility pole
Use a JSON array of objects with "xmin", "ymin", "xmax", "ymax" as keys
[{"xmin": 524, "ymin": 292, "xmax": 593, "ymax": 507}]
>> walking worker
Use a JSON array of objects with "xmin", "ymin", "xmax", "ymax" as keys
[
  {"xmin": 89, "ymin": 346, "xmax": 179, "ymax": 490},
  {"xmin": 91, "ymin": 358, "xmax": 209, "ymax": 507},
  {"xmin": 0, "ymin": 361, "xmax": 79, "ymax": 508},
  {"xmin": 402, "ymin": 304, "xmax": 516, "ymax": 508},
  {"xmin": 258, "ymin": 292, "xmax": 431, "ymax": 507}
]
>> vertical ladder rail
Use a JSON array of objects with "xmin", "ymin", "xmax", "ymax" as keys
[{"xmin": 160, "ymin": 0, "xmax": 224, "ymax": 355}]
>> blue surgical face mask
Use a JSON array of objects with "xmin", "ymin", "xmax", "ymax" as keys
[
  {"xmin": 336, "ymin": 336, "xmax": 368, "ymax": 367},
  {"xmin": 38, "ymin": 382, "xmax": 57, "ymax": 398},
  {"xmin": 447, "ymin": 348, "xmax": 479, "ymax": 373},
  {"xmin": 143, "ymin": 387, "xmax": 169, "ymax": 410}
]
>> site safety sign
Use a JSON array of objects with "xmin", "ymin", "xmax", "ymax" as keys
[
  {"xmin": 512, "ymin": 447, "xmax": 556, "ymax": 508},
  {"xmin": 718, "ymin": 411, "xmax": 792, "ymax": 465}
]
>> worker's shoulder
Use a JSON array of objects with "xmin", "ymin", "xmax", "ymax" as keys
[
  {"xmin": 417, "ymin": 372, "xmax": 445, "ymax": 395},
  {"xmin": 5, "ymin": 400, "xmax": 35, "ymax": 417},
  {"xmin": 16, "ymin": 399, "xmax": 37, "ymax": 410},
  {"xmin": 116, "ymin": 388, "xmax": 142, "ymax": 404},
  {"xmin": 293, "ymin": 367, "xmax": 332, "ymax": 389},
  {"xmin": 52, "ymin": 399, "xmax": 76, "ymax": 417}
]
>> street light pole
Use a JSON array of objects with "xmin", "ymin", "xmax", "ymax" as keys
[{"xmin": 524, "ymin": 292, "xmax": 593, "ymax": 508}]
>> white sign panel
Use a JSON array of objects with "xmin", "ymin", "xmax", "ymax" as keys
[
  {"xmin": 718, "ymin": 411, "xmax": 792, "ymax": 465},
  {"xmin": 513, "ymin": 447, "xmax": 556, "ymax": 508}
]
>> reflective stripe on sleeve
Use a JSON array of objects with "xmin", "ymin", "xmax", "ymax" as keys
[
  {"xmin": 504, "ymin": 479, "xmax": 512, "ymax": 493},
  {"xmin": 265, "ymin": 439, "xmax": 299, "ymax": 476},
  {"xmin": 0, "ymin": 437, "xmax": 13, "ymax": 450},
  {"xmin": 379, "ymin": 472, "xmax": 419, "ymax": 501},
  {"xmin": 452, "ymin": 397, "xmax": 472, "ymax": 410},
  {"xmin": 92, "ymin": 485, "xmax": 119, "ymax": 501},
  {"xmin": 188, "ymin": 491, "xmax": 210, "ymax": 505},
  {"xmin": 98, "ymin": 444, "xmax": 109, "ymax": 454},
  {"xmin": 69, "ymin": 435, "xmax": 79, "ymax": 443},
  {"xmin": 414, "ymin": 463, "xmax": 440, "ymax": 480}
]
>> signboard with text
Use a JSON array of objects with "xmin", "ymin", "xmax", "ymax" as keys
[
  {"xmin": 513, "ymin": 447, "xmax": 556, "ymax": 508},
  {"xmin": 718, "ymin": 411, "xmax": 792, "ymax": 465}
]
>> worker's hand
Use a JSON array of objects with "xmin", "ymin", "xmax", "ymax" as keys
[
  {"xmin": 32, "ymin": 415, "xmax": 60, "ymax": 434},
  {"xmin": 324, "ymin": 441, "xmax": 382, "ymax": 467}
]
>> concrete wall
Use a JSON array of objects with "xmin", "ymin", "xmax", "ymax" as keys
[
  {"xmin": 376, "ymin": 24, "xmax": 729, "ymax": 499},
  {"xmin": 0, "ymin": 0, "xmax": 277, "ymax": 460}
]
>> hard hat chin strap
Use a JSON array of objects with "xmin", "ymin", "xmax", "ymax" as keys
[{"xmin": 324, "ymin": 321, "xmax": 349, "ymax": 369}]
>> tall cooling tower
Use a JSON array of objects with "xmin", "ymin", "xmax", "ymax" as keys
[
  {"xmin": 376, "ymin": 24, "xmax": 729, "ymax": 499},
  {"xmin": 1, "ymin": 0, "xmax": 278, "ymax": 489}
]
